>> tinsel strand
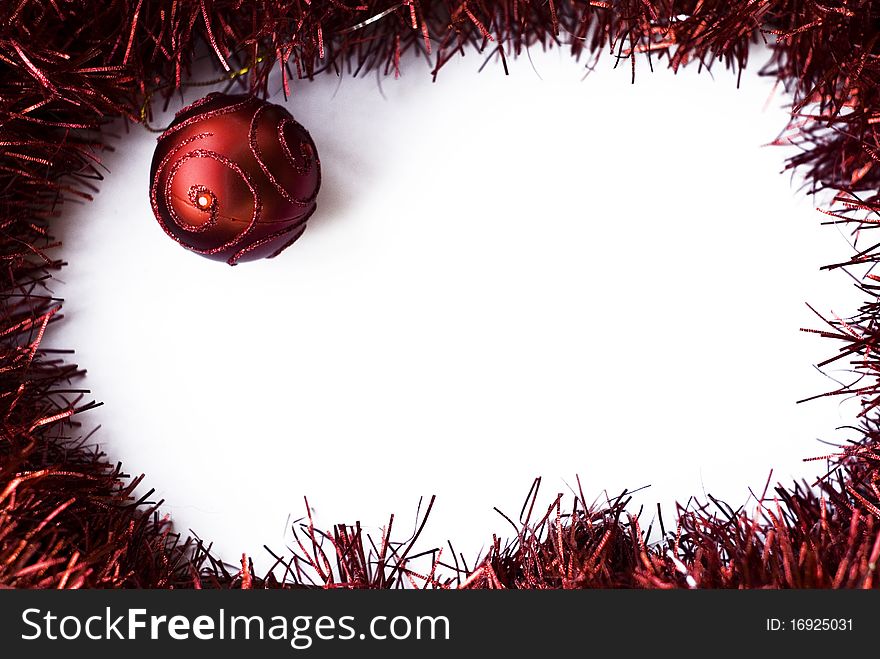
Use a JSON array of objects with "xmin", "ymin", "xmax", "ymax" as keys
[{"xmin": 1, "ymin": 0, "xmax": 880, "ymax": 588}]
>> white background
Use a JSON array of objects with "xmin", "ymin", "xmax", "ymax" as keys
[{"xmin": 48, "ymin": 45, "xmax": 865, "ymax": 576}]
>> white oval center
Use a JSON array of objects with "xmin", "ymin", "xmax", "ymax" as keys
[{"xmin": 48, "ymin": 47, "xmax": 862, "ymax": 574}]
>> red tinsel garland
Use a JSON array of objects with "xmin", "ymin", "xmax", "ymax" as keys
[{"xmin": 2, "ymin": 0, "xmax": 880, "ymax": 588}]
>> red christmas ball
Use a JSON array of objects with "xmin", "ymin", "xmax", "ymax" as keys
[{"xmin": 149, "ymin": 93, "xmax": 320, "ymax": 265}]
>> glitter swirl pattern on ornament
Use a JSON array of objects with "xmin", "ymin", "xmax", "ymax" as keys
[{"xmin": 149, "ymin": 93, "xmax": 321, "ymax": 265}]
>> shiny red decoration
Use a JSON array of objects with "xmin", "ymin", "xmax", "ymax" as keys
[{"xmin": 149, "ymin": 93, "xmax": 320, "ymax": 265}]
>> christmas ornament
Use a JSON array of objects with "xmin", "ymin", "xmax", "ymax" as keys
[{"xmin": 149, "ymin": 92, "xmax": 320, "ymax": 265}]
